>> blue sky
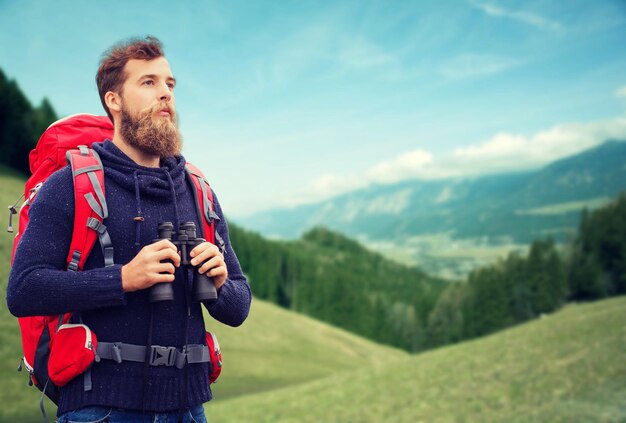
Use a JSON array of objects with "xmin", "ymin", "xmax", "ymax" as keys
[{"xmin": 1, "ymin": 0, "xmax": 625, "ymax": 219}]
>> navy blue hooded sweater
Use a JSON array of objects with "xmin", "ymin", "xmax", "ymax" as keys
[{"xmin": 7, "ymin": 140, "xmax": 251, "ymax": 415}]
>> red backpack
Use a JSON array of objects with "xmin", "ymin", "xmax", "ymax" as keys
[{"xmin": 9, "ymin": 114, "xmax": 223, "ymax": 405}]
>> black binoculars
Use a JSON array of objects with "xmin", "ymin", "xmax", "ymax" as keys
[{"xmin": 149, "ymin": 221, "xmax": 218, "ymax": 304}]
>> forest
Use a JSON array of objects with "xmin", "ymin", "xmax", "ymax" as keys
[{"xmin": 0, "ymin": 68, "xmax": 57, "ymax": 174}]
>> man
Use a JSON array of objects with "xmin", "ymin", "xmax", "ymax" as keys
[{"xmin": 7, "ymin": 36, "xmax": 251, "ymax": 422}]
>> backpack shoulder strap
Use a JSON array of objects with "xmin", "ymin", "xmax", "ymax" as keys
[
  {"xmin": 185, "ymin": 162, "xmax": 225, "ymax": 253},
  {"xmin": 65, "ymin": 146, "xmax": 114, "ymax": 271}
]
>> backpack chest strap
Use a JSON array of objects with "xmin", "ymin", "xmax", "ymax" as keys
[{"xmin": 96, "ymin": 342, "xmax": 211, "ymax": 369}]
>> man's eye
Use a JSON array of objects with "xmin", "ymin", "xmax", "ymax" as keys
[
  {"xmin": 143, "ymin": 80, "xmax": 154, "ymax": 86},
  {"xmin": 167, "ymin": 83, "xmax": 175, "ymax": 90}
]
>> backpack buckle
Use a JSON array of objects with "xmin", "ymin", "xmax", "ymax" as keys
[{"xmin": 149, "ymin": 345, "xmax": 176, "ymax": 367}]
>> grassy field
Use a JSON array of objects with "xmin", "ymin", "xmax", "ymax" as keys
[
  {"xmin": 206, "ymin": 296, "xmax": 626, "ymax": 423},
  {"xmin": 371, "ymin": 233, "xmax": 529, "ymax": 280},
  {"xmin": 204, "ymin": 298, "xmax": 408, "ymax": 400}
]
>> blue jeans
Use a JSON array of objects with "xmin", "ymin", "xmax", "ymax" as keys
[{"xmin": 56, "ymin": 405, "xmax": 207, "ymax": 423}]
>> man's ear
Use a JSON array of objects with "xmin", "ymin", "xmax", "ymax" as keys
[{"xmin": 105, "ymin": 91, "xmax": 122, "ymax": 114}]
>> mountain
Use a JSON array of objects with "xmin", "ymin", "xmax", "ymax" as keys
[
  {"xmin": 207, "ymin": 296, "xmax": 626, "ymax": 423},
  {"xmin": 239, "ymin": 141, "xmax": 626, "ymax": 278},
  {"xmin": 240, "ymin": 141, "xmax": 626, "ymax": 244}
]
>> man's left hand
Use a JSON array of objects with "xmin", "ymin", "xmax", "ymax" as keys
[{"xmin": 190, "ymin": 242, "xmax": 228, "ymax": 290}]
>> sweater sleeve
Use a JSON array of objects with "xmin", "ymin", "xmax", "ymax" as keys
[
  {"xmin": 203, "ymin": 190, "xmax": 251, "ymax": 327},
  {"xmin": 6, "ymin": 166, "xmax": 126, "ymax": 317}
]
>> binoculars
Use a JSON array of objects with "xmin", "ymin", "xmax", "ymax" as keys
[{"xmin": 149, "ymin": 221, "xmax": 218, "ymax": 304}]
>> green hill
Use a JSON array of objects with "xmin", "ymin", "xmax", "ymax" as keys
[
  {"xmin": 205, "ymin": 298, "xmax": 408, "ymax": 401},
  {"xmin": 205, "ymin": 296, "xmax": 626, "ymax": 423}
]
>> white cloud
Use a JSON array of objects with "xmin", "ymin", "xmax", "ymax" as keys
[
  {"xmin": 283, "ymin": 149, "xmax": 432, "ymax": 206},
  {"xmin": 469, "ymin": 0, "xmax": 563, "ymax": 32},
  {"xmin": 366, "ymin": 149, "xmax": 433, "ymax": 183},
  {"xmin": 287, "ymin": 115, "xmax": 626, "ymax": 206},
  {"xmin": 454, "ymin": 133, "xmax": 527, "ymax": 159},
  {"xmin": 616, "ymin": 86, "xmax": 626, "ymax": 98},
  {"xmin": 284, "ymin": 173, "xmax": 369, "ymax": 207},
  {"xmin": 310, "ymin": 173, "xmax": 369, "ymax": 195},
  {"xmin": 451, "ymin": 118, "xmax": 626, "ymax": 174},
  {"xmin": 441, "ymin": 54, "xmax": 523, "ymax": 80}
]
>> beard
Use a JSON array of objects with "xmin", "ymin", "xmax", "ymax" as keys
[{"xmin": 119, "ymin": 101, "xmax": 182, "ymax": 158}]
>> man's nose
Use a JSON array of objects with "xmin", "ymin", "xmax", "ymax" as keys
[{"xmin": 158, "ymin": 83, "xmax": 172, "ymax": 102}]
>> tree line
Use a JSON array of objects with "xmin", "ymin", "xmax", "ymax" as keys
[
  {"xmin": 426, "ymin": 193, "xmax": 626, "ymax": 348},
  {"xmin": 230, "ymin": 193, "xmax": 625, "ymax": 352},
  {"xmin": 0, "ymin": 68, "xmax": 57, "ymax": 174}
]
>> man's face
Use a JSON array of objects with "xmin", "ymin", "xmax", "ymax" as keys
[{"xmin": 118, "ymin": 57, "xmax": 182, "ymax": 157}]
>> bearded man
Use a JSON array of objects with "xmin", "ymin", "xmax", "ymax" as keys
[{"xmin": 7, "ymin": 36, "xmax": 251, "ymax": 423}]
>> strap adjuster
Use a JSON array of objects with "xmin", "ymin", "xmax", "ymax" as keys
[
  {"xmin": 68, "ymin": 250, "xmax": 81, "ymax": 272},
  {"xmin": 149, "ymin": 345, "xmax": 177, "ymax": 367},
  {"xmin": 87, "ymin": 217, "xmax": 106, "ymax": 234}
]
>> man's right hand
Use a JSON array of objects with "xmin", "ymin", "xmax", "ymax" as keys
[{"xmin": 121, "ymin": 239, "xmax": 181, "ymax": 292}]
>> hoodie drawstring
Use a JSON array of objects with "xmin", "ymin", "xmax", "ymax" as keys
[
  {"xmin": 165, "ymin": 171, "xmax": 181, "ymax": 227},
  {"xmin": 130, "ymin": 167, "xmax": 181, "ymax": 254},
  {"xmin": 132, "ymin": 170, "xmax": 144, "ymax": 253}
]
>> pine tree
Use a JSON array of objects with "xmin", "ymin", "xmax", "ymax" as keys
[
  {"xmin": 568, "ymin": 194, "xmax": 626, "ymax": 299},
  {"xmin": 527, "ymin": 238, "xmax": 566, "ymax": 314},
  {"xmin": 505, "ymin": 252, "xmax": 534, "ymax": 322}
]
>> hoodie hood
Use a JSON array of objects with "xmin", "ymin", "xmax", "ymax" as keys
[{"xmin": 92, "ymin": 139, "xmax": 187, "ymax": 200}]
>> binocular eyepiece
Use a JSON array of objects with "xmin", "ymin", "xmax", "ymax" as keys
[{"xmin": 149, "ymin": 221, "xmax": 218, "ymax": 304}]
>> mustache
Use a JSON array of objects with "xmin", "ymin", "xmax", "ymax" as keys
[{"xmin": 139, "ymin": 102, "xmax": 176, "ymax": 119}]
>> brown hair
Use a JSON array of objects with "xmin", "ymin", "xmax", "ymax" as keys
[{"xmin": 96, "ymin": 35, "xmax": 164, "ymax": 121}]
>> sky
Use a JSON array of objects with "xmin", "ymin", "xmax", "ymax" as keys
[{"xmin": 1, "ymin": 0, "xmax": 625, "ymax": 220}]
